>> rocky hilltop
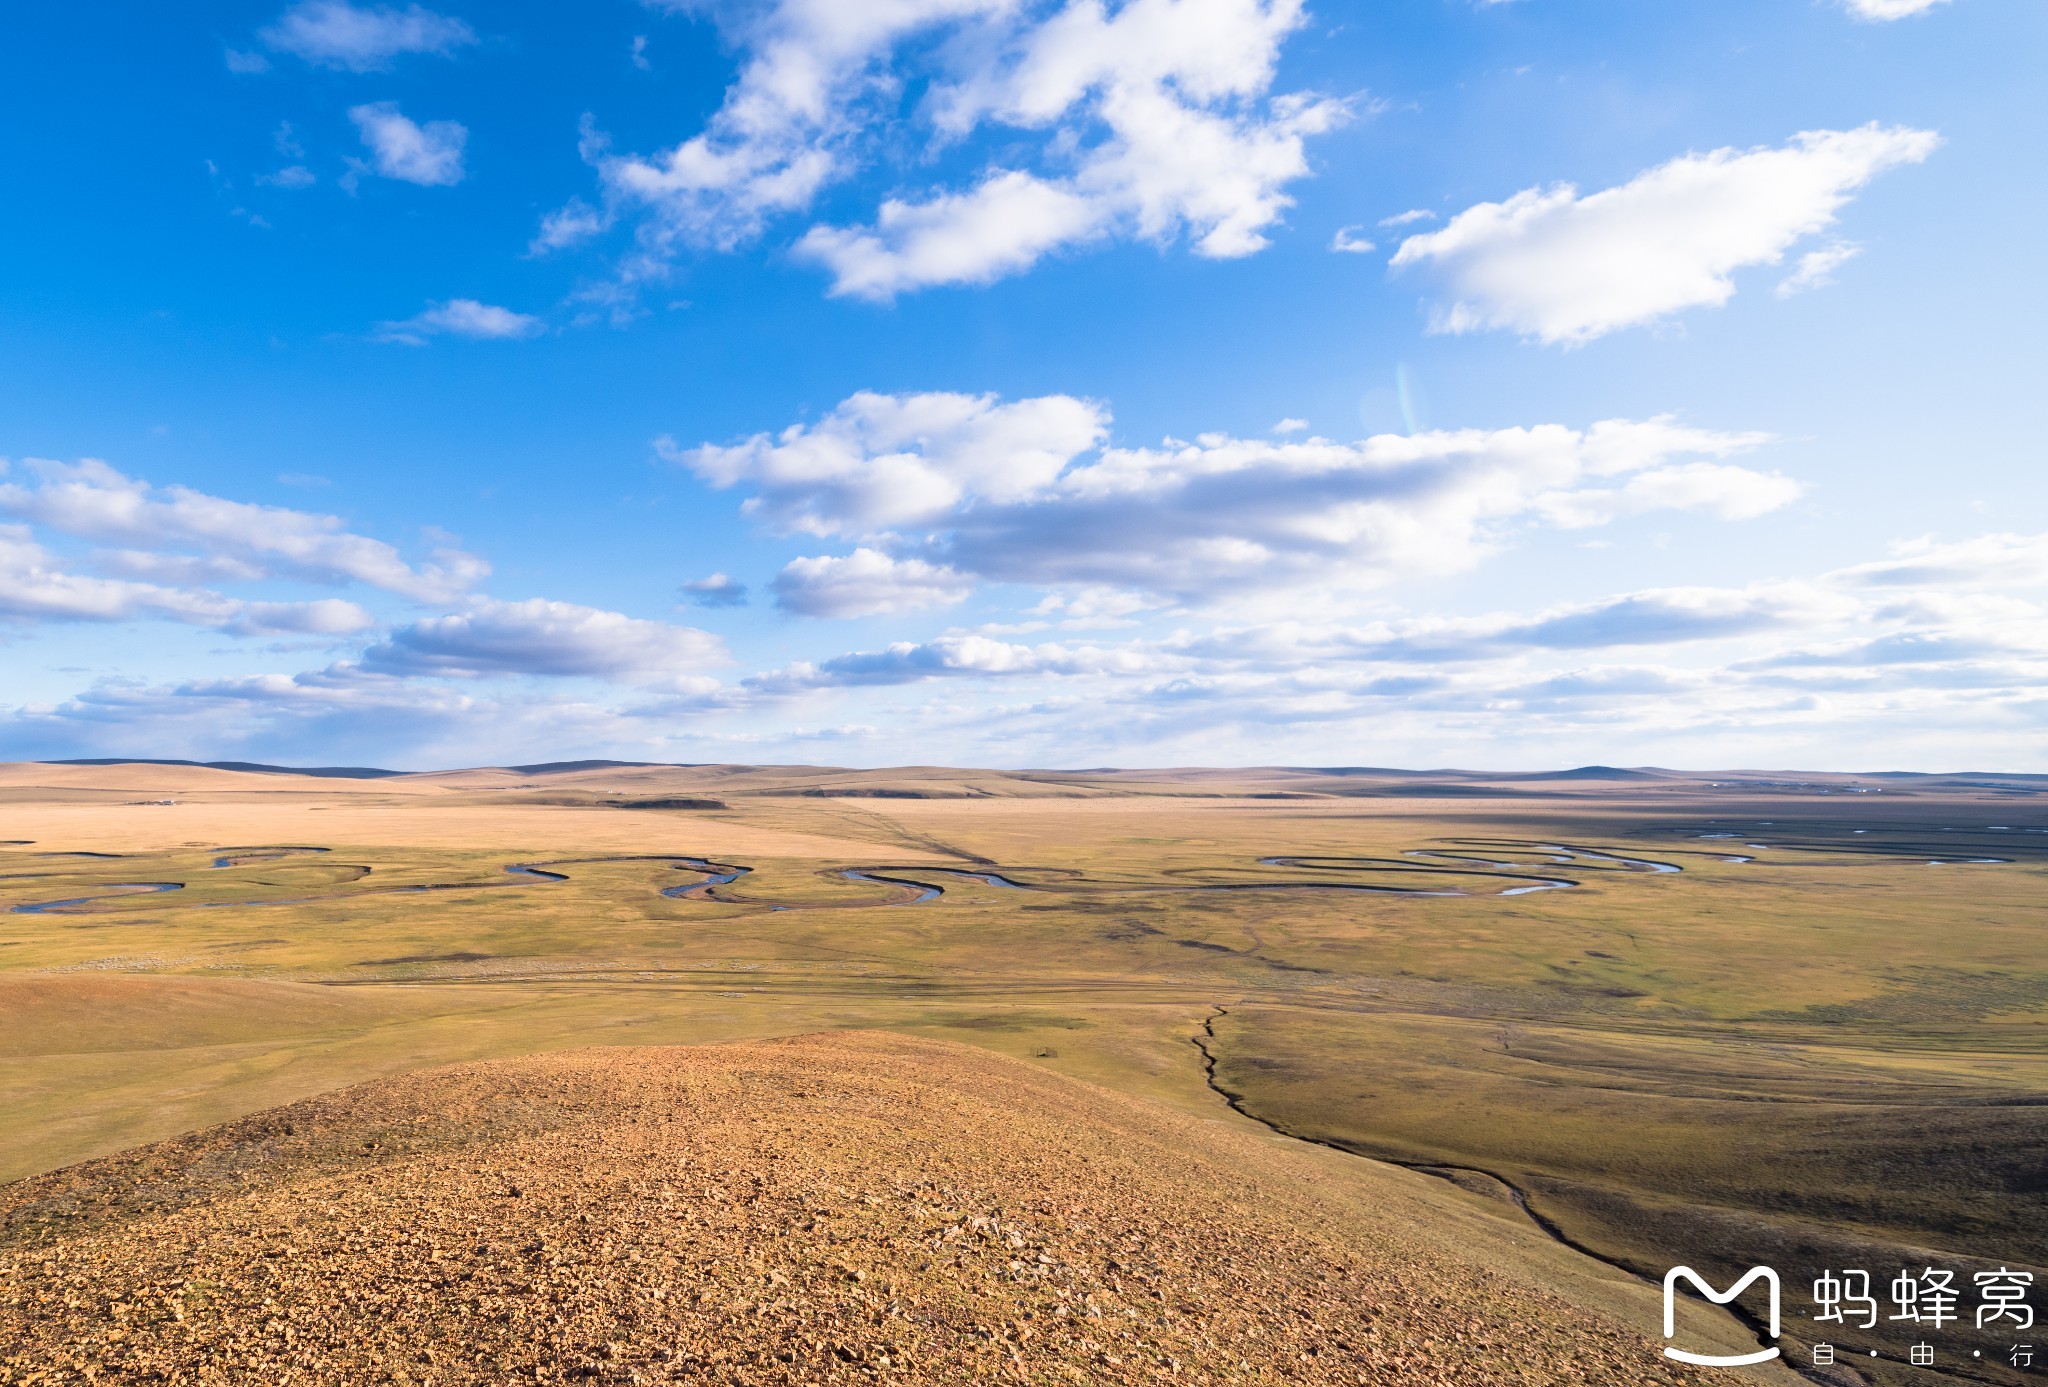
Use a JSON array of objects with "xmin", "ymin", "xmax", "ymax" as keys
[{"xmin": 0, "ymin": 1032, "xmax": 1714, "ymax": 1385}]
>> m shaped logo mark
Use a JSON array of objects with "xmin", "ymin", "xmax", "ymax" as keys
[{"xmin": 1663, "ymin": 1266, "xmax": 1783, "ymax": 1367}]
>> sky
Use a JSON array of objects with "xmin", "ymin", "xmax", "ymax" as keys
[{"xmin": 1, "ymin": 0, "xmax": 2044, "ymax": 772}]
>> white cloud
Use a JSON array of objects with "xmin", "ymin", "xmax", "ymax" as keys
[
  {"xmin": 13, "ymin": 523, "xmax": 2048, "ymax": 770},
  {"xmin": 1828, "ymin": 533, "xmax": 2048, "ymax": 589},
  {"xmin": 773, "ymin": 549, "xmax": 974, "ymax": 618},
  {"xmin": 90, "ymin": 549, "xmax": 267, "ymax": 585},
  {"xmin": 0, "ymin": 458, "xmax": 487, "ymax": 602},
  {"xmin": 1391, "ymin": 124, "xmax": 1939, "ymax": 344},
  {"xmin": 567, "ymin": 1, "xmax": 991, "ymax": 261},
  {"xmin": 796, "ymin": 172, "xmax": 1104, "ymax": 299},
  {"xmin": 665, "ymin": 389, "xmax": 1109, "ymax": 537},
  {"xmin": 1262, "ymin": 583, "xmax": 1852, "ymax": 663},
  {"xmin": 257, "ymin": 165, "xmax": 318, "ymax": 190},
  {"xmin": 671, "ymin": 393, "xmax": 1794, "ymax": 606},
  {"xmin": 1742, "ymin": 629, "xmax": 2033, "ymax": 670},
  {"xmin": 228, "ymin": 599, "xmax": 378, "ymax": 637},
  {"xmin": 0, "ymin": 524, "xmax": 370, "ymax": 635},
  {"xmin": 1329, "ymin": 225, "xmax": 1376, "ymax": 254},
  {"xmin": 1378, "ymin": 208, "xmax": 1435, "ymax": 227},
  {"xmin": 680, "ymin": 572, "xmax": 748, "ymax": 608},
  {"xmin": 1776, "ymin": 240, "xmax": 1861, "ymax": 297},
  {"xmin": 375, "ymin": 299, "xmax": 541, "ymax": 345},
  {"xmin": 731, "ymin": 537, "xmax": 2048, "ymax": 759},
  {"xmin": 1271, "ymin": 418, "xmax": 1309, "ymax": 434},
  {"xmin": 1535, "ymin": 459, "xmax": 1805, "ymax": 527},
  {"xmin": 260, "ymin": 0, "xmax": 475, "ymax": 71},
  {"xmin": 1841, "ymin": 0, "xmax": 1951, "ymax": 18},
  {"xmin": 360, "ymin": 599, "xmax": 724, "ymax": 682},
  {"xmin": 530, "ymin": 198, "xmax": 606, "ymax": 255},
  {"xmin": 349, "ymin": 102, "xmax": 467, "ymax": 186},
  {"xmin": 751, "ymin": 634, "xmax": 1147, "ymax": 691},
  {"xmin": 550, "ymin": 0, "xmax": 1345, "ymax": 298},
  {"xmin": 0, "ymin": 524, "xmax": 232, "ymax": 626}
]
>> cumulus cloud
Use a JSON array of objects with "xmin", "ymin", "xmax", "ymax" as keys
[
  {"xmin": 0, "ymin": 524, "xmax": 371, "ymax": 634},
  {"xmin": 671, "ymin": 392, "xmax": 1793, "ymax": 605},
  {"xmin": 375, "ymin": 299, "xmax": 541, "ymax": 345},
  {"xmin": 348, "ymin": 102, "xmax": 466, "ymax": 186},
  {"xmin": 772, "ymin": 549, "xmax": 974, "ymax": 618},
  {"xmin": 0, "ymin": 458, "xmax": 487, "ymax": 602},
  {"xmin": 664, "ymin": 390, "xmax": 1109, "ymax": 537},
  {"xmin": 359, "ymin": 599, "xmax": 724, "ymax": 682},
  {"xmin": 0, "ymin": 524, "xmax": 233, "ymax": 627},
  {"xmin": 1391, "ymin": 124, "xmax": 1939, "ymax": 344},
  {"xmin": 679, "ymin": 573, "xmax": 748, "ymax": 608},
  {"xmin": 260, "ymin": 0, "xmax": 475, "ymax": 71},
  {"xmin": 547, "ymin": 0, "xmax": 1346, "ymax": 298},
  {"xmin": 796, "ymin": 172, "xmax": 1104, "ymax": 299}
]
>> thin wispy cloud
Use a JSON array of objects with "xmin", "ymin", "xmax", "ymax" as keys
[
  {"xmin": 1776, "ymin": 240, "xmax": 1862, "ymax": 297},
  {"xmin": 259, "ymin": 0, "xmax": 476, "ymax": 71},
  {"xmin": 375, "ymin": 299, "xmax": 541, "ymax": 345},
  {"xmin": 1390, "ymin": 124, "xmax": 1939, "ymax": 344}
]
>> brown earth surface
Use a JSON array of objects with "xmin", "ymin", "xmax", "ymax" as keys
[{"xmin": 0, "ymin": 1031, "xmax": 1728, "ymax": 1387}]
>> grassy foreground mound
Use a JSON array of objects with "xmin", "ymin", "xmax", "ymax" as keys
[{"xmin": 0, "ymin": 1032, "xmax": 1725, "ymax": 1386}]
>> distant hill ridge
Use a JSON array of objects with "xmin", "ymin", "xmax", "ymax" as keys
[
  {"xmin": 47, "ymin": 757, "xmax": 405, "ymax": 779},
  {"xmin": 30, "ymin": 757, "xmax": 2048, "ymax": 783}
]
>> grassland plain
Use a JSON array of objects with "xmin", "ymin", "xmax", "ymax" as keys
[{"xmin": 0, "ymin": 759, "xmax": 2043, "ymax": 1385}]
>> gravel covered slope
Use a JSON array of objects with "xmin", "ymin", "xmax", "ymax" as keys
[{"xmin": 0, "ymin": 1031, "xmax": 1713, "ymax": 1385}]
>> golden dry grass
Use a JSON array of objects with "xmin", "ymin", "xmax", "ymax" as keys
[{"xmin": 2, "ymin": 759, "xmax": 2042, "ymax": 1383}]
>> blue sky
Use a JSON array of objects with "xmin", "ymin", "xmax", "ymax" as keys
[{"xmin": 2, "ymin": 0, "xmax": 2044, "ymax": 770}]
